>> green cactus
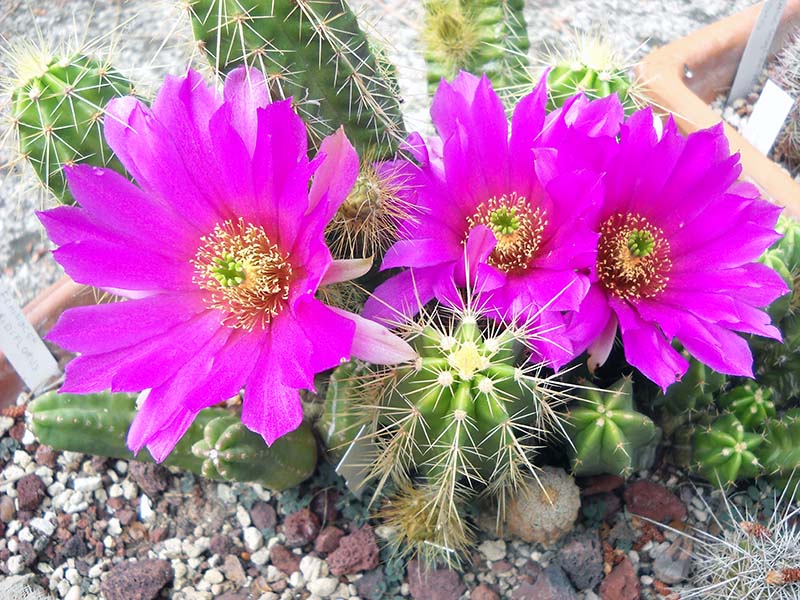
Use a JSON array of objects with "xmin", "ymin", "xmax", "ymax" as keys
[
  {"xmin": 716, "ymin": 384, "xmax": 776, "ymax": 431},
  {"xmin": 565, "ymin": 378, "xmax": 658, "ymax": 477},
  {"xmin": 546, "ymin": 33, "xmax": 636, "ymax": 113},
  {"xmin": 184, "ymin": 0, "xmax": 405, "ymax": 157},
  {"xmin": 29, "ymin": 391, "xmax": 317, "ymax": 490},
  {"xmin": 691, "ymin": 413, "xmax": 762, "ymax": 488},
  {"xmin": 422, "ymin": 0, "xmax": 530, "ymax": 105},
  {"xmin": 9, "ymin": 50, "xmax": 135, "ymax": 204},
  {"xmin": 757, "ymin": 409, "xmax": 800, "ymax": 500}
]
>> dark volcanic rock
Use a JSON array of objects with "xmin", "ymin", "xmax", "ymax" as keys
[{"xmin": 100, "ymin": 559, "xmax": 173, "ymax": 600}]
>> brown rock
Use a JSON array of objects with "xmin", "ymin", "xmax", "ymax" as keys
[
  {"xmin": 311, "ymin": 489, "xmax": 340, "ymax": 524},
  {"xmin": 249, "ymin": 501, "xmax": 277, "ymax": 530},
  {"xmin": 223, "ymin": 555, "xmax": 247, "ymax": 586},
  {"xmin": 491, "ymin": 560, "xmax": 512, "ymax": 574},
  {"xmin": 149, "ymin": 526, "xmax": 168, "ymax": 543},
  {"xmin": 512, "ymin": 565, "xmax": 577, "ymax": 600},
  {"xmin": 0, "ymin": 494, "xmax": 16, "ymax": 522},
  {"xmin": 282, "ymin": 508, "xmax": 320, "ymax": 548},
  {"xmin": 580, "ymin": 474, "xmax": 625, "ymax": 496},
  {"xmin": 471, "ymin": 584, "xmax": 500, "ymax": 600},
  {"xmin": 34, "ymin": 445, "xmax": 57, "ymax": 468},
  {"xmin": 9, "ymin": 421, "xmax": 25, "ymax": 442},
  {"xmin": 355, "ymin": 568, "xmax": 385, "ymax": 600},
  {"xmin": 209, "ymin": 533, "xmax": 233, "ymax": 556},
  {"xmin": 327, "ymin": 524, "xmax": 380, "ymax": 576},
  {"xmin": 314, "ymin": 526, "xmax": 345, "ymax": 554},
  {"xmin": 269, "ymin": 543, "xmax": 300, "ymax": 574},
  {"xmin": 600, "ymin": 557, "xmax": 640, "ymax": 600},
  {"xmin": 16, "ymin": 474, "xmax": 46, "ymax": 511},
  {"xmin": 100, "ymin": 558, "xmax": 173, "ymax": 600},
  {"xmin": 128, "ymin": 462, "xmax": 171, "ymax": 497},
  {"xmin": 407, "ymin": 559, "xmax": 466, "ymax": 600},
  {"xmin": 624, "ymin": 481, "xmax": 687, "ymax": 523}
]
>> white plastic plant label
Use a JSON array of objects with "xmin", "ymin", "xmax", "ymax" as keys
[
  {"xmin": 728, "ymin": 0, "xmax": 788, "ymax": 103},
  {"xmin": 335, "ymin": 423, "xmax": 374, "ymax": 498},
  {"xmin": 0, "ymin": 279, "xmax": 60, "ymax": 392},
  {"xmin": 742, "ymin": 79, "xmax": 795, "ymax": 155}
]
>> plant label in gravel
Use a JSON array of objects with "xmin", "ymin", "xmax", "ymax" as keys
[{"xmin": 743, "ymin": 79, "xmax": 796, "ymax": 154}]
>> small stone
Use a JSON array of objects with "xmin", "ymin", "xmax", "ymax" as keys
[
  {"xmin": 223, "ymin": 555, "xmax": 247, "ymax": 585},
  {"xmin": 250, "ymin": 547, "xmax": 270, "ymax": 566},
  {"xmin": 34, "ymin": 445, "xmax": 57, "ymax": 468},
  {"xmin": 652, "ymin": 539, "xmax": 691, "ymax": 584},
  {"xmin": 16, "ymin": 474, "xmax": 46, "ymax": 511},
  {"xmin": 288, "ymin": 571, "xmax": 305, "ymax": 588},
  {"xmin": 407, "ymin": 559, "xmax": 466, "ymax": 600},
  {"xmin": 471, "ymin": 584, "xmax": 499, "ymax": 600},
  {"xmin": 269, "ymin": 543, "xmax": 300, "ymax": 574},
  {"xmin": 209, "ymin": 533, "xmax": 233, "ymax": 556},
  {"xmin": 355, "ymin": 568, "xmax": 385, "ymax": 600},
  {"xmin": 282, "ymin": 508, "xmax": 320, "ymax": 548},
  {"xmin": 128, "ymin": 461, "xmax": 170, "ymax": 497},
  {"xmin": 61, "ymin": 534, "xmax": 88, "ymax": 559},
  {"xmin": 300, "ymin": 555, "xmax": 327, "ymax": 581},
  {"xmin": 314, "ymin": 526, "xmax": 345, "ymax": 554},
  {"xmin": 250, "ymin": 501, "xmax": 277, "ymax": 530},
  {"xmin": 327, "ymin": 525, "xmax": 380, "ymax": 576},
  {"xmin": 8, "ymin": 554, "xmax": 25, "ymax": 574},
  {"xmin": 100, "ymin": 559, "xmax": 174, "ymax": 600},
  {"xmin": 139, "ymin": 494, "xmax": 155, "ymax": 522},
  {"xmin": 107, "ymin": 518, "xmax": 122, "ymax": 536},
  {"xmin": 73, "ymin": 476, "xmax": 102, "ymax": 493},
  {"xmin": 204, "ymin": 568, "xmax": 224, "ymax": 584},
  {"xmin": 1, "ymin": 495, "xmax": 16, "ymax": 522},
  {"xmin": 307, "ymin": 577, "xmax": 339, "ymax": 597},
  {"xmin": 117, "ymin": 508, "xmax": 136, "ymax": 526},
  {"xmin": 623, "ymin": 481, "xmax": 687, "ymax": 523},
  {"xmin": 513, "ymin": 565, "xmax": 577, "ymax": 600},
  {"xmin": 583, "ymin": 492, "xmax": 622, "ymax": 521},
  {"xmin": 479, "ymin": 540, "xmax": 506, "ymax": 562},
  {"xmin": 65, "ymin": 586, "xmax": 81, "ymax": 600},
  {"xmin": 558, "ymin": 530, "xmax": 604, "ymax": 591},
  {"xmin": 580, "ymin": 475, "xmax": 625, "ymax": 496},
  {"xmin": 244, "ymin": 526, "xmax": 263, "ymax": 552},
  {"xmin": 599, "ymin": 557, "xmax": 640, "ymax": 600}
]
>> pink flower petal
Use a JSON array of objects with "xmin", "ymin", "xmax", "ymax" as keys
[{"xmin": 328, "ymin": 306, "xmax": 417, "ymax": 364}]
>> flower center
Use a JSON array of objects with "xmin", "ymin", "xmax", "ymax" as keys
[
  {"xmin": 193, "ymin": 218, "xmax": 293, "ymax": 331},
  {"xmin": 597, "ymin": 213, "xmax": 671, "ymax": 301},
  {"xmin": 467, "ymin": 193, "xmax": 546, "ymax": 274}
]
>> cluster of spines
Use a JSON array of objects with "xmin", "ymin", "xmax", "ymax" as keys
[
  {"xmin": 28, "ymin": 391, "xmax": 318, "ymax": 490},
  {"xmin": 775, "ymin": 30, "xmax": 800, "ymax": 172},
  {"xmin": 6, "ymin": 47, "xmax": 135, "ymax": 204},
  {"xmin": 422, "ymin": 0, "xmax": 531, "ymax": 107},
  {"xmin": 182, "ymin": 0, "xmax": 406, "ymax": 157}
]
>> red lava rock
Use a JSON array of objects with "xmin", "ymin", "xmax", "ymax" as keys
[
  {"xmin": 100, "ymin": 558, "xmax": 173, "ymax": 600},
  {"xmin": 149, "ymin": 527, "xmax": 168, "ymax": 543},
  {"xmin": 600, "ymin": 557, "xmax": 640, "ymax": 600},
  {"xmin": 407, "ymin": 559, "xmax": 466, "ymax": 600},
  {"xmin": 117, "ymin": 509, "xmax": 136, "ymax": 526},
  {"xmin": 624, "ymin": 481, "xmax": 687, "ymax": 523},
  {"xmin": 511, "ymin": 565, "xmax": 577, "ymax": 600},
  {"xmin": 9, "ymin": 421, "xmax": 26, "ymax": 441},
  {"xmin": 327, "ymin": 524, "xmax": 380, "ymax": 576},
  {"xmin": 283, "ymin": 508, "xmax": 320, "ymax": 547},
  {"xmin": 16, "ymin": 473, "xmax": 46, "ymax": 511},
  {"xmin": 107, "ymin": 498, "xmax": 125, "ymax": 511},
  {"xmin": 0, "ymin": 495, "xmax": 16, "ymax": 523},
  {"xmin": 314, "ymin": 526, "xmax": 345, "ymax": 554},
  {"xmin": 270, "ymin": 543, "xmax": 301, "ymax": 574},
  {"xmin": 34, "ymin": 445, "xmax": 57, "ymax": 468},
  {"xmin": 128, "ymin": 461, "xmax": 171, "ymax": 497},
  {"xmin": 249, "ymin": 501, "xmax": 277, "ymax": 530},
  {"xmin": 61, "ymin": 534, "xmax": 89, "ymax": 559},
  {"xmin": 580, "ymin": 474, "xmax": 625, "ymax": 496},
  {"xmin": 472, "ymin": 584, "xmax": 500, "ymax": 600},
  {"xmin": 491, "ymin": 560, "xmax": 513, "ymax": 574},
  {"xmin": 209, "ymin": 533, "xmax": 233, "ymax": 556}
]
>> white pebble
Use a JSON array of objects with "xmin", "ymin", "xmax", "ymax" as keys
[
  {"xmin": 265, "ymin": 565, "xmax": 283, "ymax": 582},
  {"xmin": 115, "ymin": 461, "xmax": 128, "ymax": 474},
  {"xmin": 88, "ymin": 562, "xmax": 106, "ymax": 578},
  {"xmin": 236, "ymin": 505, "xmax": 251, "ymax": 528},
  {"xmin": 244, "ymin": 526, "xmax": 263, "ymax": 551},
  {"xmin": 288, "ymin": 571, "xmax": 305, "ymax": 588},
  {"xmin": 65, "ymin": 567, "xmax": 80, "ymax": 585},
  {"xmin": 65, "ymin": 586, "xmax": 82, "ymax": 600},
  {"xmin": 57, "ymin": 579, "xmax": 71, "ymax": 597},
  {"xmin": 139, "ymin": 494, "xmax": 154, "ymax": 522},
  {"xmin": 73, "ymin": 476, "xmax": 102, "ymax": 493},
  {"xmin": 479, "ymin": 540, "xmax": 506, "ymax": 562},
  {"xmin": 13, "ymin": 450, "xmax": 31, "ymax": 468},
  {"xmin": 18, "ymin": 527, "xmax": 34, "ymax": 542},
  {"xmin": 163, "ymin": 538, "xmax": 183, "ymax": 558},
  {"xmin": 4, "ymin": 464, "xmax": 25, "ymax": 481},
  {"xmin": 250, "ymin": 547, "xmax": 270, "ymax": 565},
  {"xmin": 300, "ymin": 555, "xmax": 327, "ymax": 581},
  {"xmin": 107, "ymin": 518, "xmax": 122, "ymax": 536},
  {"xmin": 216, "ymin": 483, "xmax": 236, "ymax": 504},
  {"xmin": 122, "ymin": 480, "xmax": 137, "ymax": 501},
  {"xmin": 203, "ymin": 569, "xmax": 224, "ymax": 584},
  {"xmin": 104, "ymin": 535, "xmax": 115, "ymax": 549},
  {"xmin": 0, "ymin": 416, "xmax": 14, "ymax": 437},
  {"xmin": 108, "ymin": 484, "xmax": 123, "ymax": 498},
  {"xmin": 7, "ymin": 555, "xmax": 25, "ymax": 574},
  {"xmin": 307, "ymin": 577, "xmax": 339, "ymax": 597},
  {"xmin": 30, "ymin": 514, "xmax": 56, "ymax": 537},
  {"xmin": 21, "ymin": 428, "xmax": 35, "ymax": 445},
  {"xmin": 173, "ymin": 561, "xmax": 188, "ymax": 580}
]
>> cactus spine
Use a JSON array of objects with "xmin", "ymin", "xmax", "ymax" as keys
[
  {"xmin": 565, "ymin": 378, "xmax": 658, "ymax": 477},
  {"xmin": 423, "ymin": 0, "xmax": 531, "ymax": 105},
  {"xmin": 184, "ymin": 0, "xmax": 405, "ymax": 157},
  {"xmin": 9, "ymin": 49, "xmax": 135, "ymax": 204},
  {"xmin": 691, "ymin": 413, "xmax": 762, "ymax": 488},
  {"xmin": 29, "ymin": 391, "xmax": 317, "ymax": 490},
  {"xmin": 757, "ymin": 409, "xmax": 800, "ymax": 500}
]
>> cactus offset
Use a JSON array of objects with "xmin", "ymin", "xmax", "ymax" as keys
[
  {"xmin": 29, "ymin": 391, "xmax": 317, "ymax": 490},
  {"xmin": 656, "ymin": 353, "xmax": 727, "ymax": 436},
  {"xmin": 422, "ymin": 0, "xmax": 530, "ymax": 105},
  {"xmin": 184, "ymin": 0, "xmax": 405, "ymax": 157},
  {"xmin": 717, "ymin": 384, "xmax": 776, "ymax": 431},
  {"xmin": 691, "ymin": 413, "xmax": 762, "ymax": 488},
  {"xmin": 8, "ymin": 48, "xmax": 135, "ymax": 204},
  {"xmin": 565, "ymin": 377, "xmax": 658, "ymax": 477},
  {"xmin": 757, "ymin": 409, "xmax": 800, "ymax": 500}
]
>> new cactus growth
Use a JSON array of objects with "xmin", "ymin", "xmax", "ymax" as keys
[
  {"xmin": 183, "ymin": 0, "xmax": 405, "ymax": 156},
  {"xmin": 29, "ymin": 391, "xmax": 317, "ymax": 490},
  {"xmin": 691, "ymin": 413, "xmax": 762, "ymax": 488},
  {"xmin": 565, "ymin": 377, "xmax": 658, "ymax": 477},
  {"xmin": 757, "ymin": 409, "xmax": 800, "ymax": 500},
  {"xmin": 8, "ymin": 48, "xmax": 135, "ymax": 204},
  {"xmin": 717, "ymin": 384, "xmax": 776, "ymax": 431},
  {"xmin": 422, "ymin": 0, "xmax": 531, "ymax": 105},
  {"xmin": 545, "ymin": 32, "xmax": 637, "ymax": 113}
]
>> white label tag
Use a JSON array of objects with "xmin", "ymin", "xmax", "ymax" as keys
[
  {"xmin": 728, "ymin": 0, "xmax": 788, "ymax": 103},
  {"xmin": 0, "ymin": 280, "xmax": 60, "ymax": 392},
  {"xmin": 335, "ymin": 424, "xmax": 375, "ymax": 498},
  {"xmin": 742, "ymin": 79, "xmax": 796, "ymax": 155}
]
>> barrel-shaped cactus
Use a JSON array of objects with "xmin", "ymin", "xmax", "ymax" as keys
[
  {"xmin": 184, "ymin": 0, "xmax": 405, "ymax": 157},
  {"xmin": 29, "ymin": 391, "xmax": 317, "ymax": 490},
  {"xmin": 565, "ymin": 378, "xmax": 658, "ymax": 477},
  {"xmin": 691, "ymin": 413, "xmax": 762, "ymax": 488},
  {"xmin": 9, "ymin": 50, "xmax": 135, "ymax": 204},
  {"xmin": 757, "ymin": 409, "xmax": 800, "ymax": 500},
  {"xmin": 716, "ymin": 384, "xmax": 776, "ymax": 431},
  {"xmin": 422, "ymin": 0, "xmax": 530, "ymax": 105}
]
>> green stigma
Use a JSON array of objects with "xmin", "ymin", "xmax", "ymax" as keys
[
  {"xmin": 489, "ymin": 207, "xmax": 520, "ymax": 235},
  {"xmin": 211, "ymin": 252, "xmax": 246, "ymax": 287},
  {"xmin": 627, "ymin": 229, "xmax": 655, "ymax": 257}
]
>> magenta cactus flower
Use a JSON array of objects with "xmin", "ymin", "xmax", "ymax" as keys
[
  {"xmin": 364, "ymin": 72, "xmax": 624, "ymax": 367},
  {"xmin": 576, "ymin": 109, "xmax": 788, "ymax": 389},
  {"xmin": 38, "ymin": 67, "xmax": 415, "ymax": 460}
]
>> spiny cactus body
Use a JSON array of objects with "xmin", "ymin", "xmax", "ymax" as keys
[
  {"xmin": 565, "ymin": 378, "xmax": 658, "ymax": 477},
  {"xmin": 757, "ymin": 409, "xmax": 800, "ymax": 500},
  {"xmin": 184, "ymin": 0, "xmax": 405, "ymax": 156},
  {"xmin": 29, "ymin": 391, "xmax": 317, "ymax": 490},
  {"xmin": 717, "ymin": 384, "xmax": 776, "ymax": 431},
  {"xmin": 423, "ymin": 0, "xmax": 530, "ymax": 105},
  {"xmin": 656, "ymin": 354, "xmax": 726, "ymax": 436},
  {"xmin": 692, "ymin": 413, "xmax": 762, "ymax": 488},
  {"xmin": 9, "ymin": 50, "xmax": 134, "ymax": 204}
]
